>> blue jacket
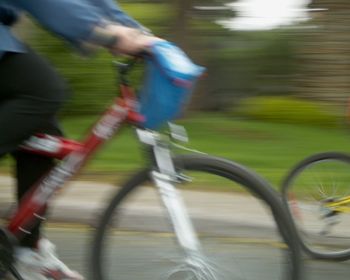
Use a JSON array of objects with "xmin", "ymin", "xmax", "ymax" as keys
[{"xmin": 0, "ymin": 0, "xmax": 142, "ymax": 57}]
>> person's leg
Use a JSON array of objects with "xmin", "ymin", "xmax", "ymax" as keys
[
  {"xmin": 0, "ymin": 50, "xmax": 66, "ymax": 153},
  {"xmin": 11, "ymin": 119, "xmax": 63, "ymax": 248},
  {"xmin": 12, "ymin": 118, "xmax": 63, "ymax": 248},
  {"xmin": 0, "ymin": 50, "xmax": 84, "ymax": 279},
  {"xmin": 0, "ymin": 49, "xmax": 66, "ymax": 247}
]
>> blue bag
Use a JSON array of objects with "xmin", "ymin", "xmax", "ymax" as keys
[{"xmin": 139, "ymin": 41, "xmax": 205, "ymax": 130}]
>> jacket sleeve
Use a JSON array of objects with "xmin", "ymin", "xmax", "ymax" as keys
[
  {"xmin": 85, "ymin": 0, "xmax": 143, "ymax": 29},
  {"xmin": 8, "ymin": 0, "xmax": 109, "ymax": 46}
]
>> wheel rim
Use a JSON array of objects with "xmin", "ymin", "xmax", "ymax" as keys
[{"xmin": 284, "ymin": 155, "xmax": 350, "ymax": 258}]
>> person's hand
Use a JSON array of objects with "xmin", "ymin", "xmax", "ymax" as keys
[{"xmin": 105, "ymin": 25, "xmax": 163, "ymax": 56}]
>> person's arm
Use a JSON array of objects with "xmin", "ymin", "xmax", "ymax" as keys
[
  {"xmin": 8, "ymin": 0, "xmax": 159, "ymax": 55},
  {"xmin": 10, "ymin": 0, "xmax": 108, "ymax": 46},
  {"xmin": 85, "ymin": 0, "xmax": 143, "ymax": 29}
]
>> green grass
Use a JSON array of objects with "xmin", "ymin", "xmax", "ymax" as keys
[
  {"xmin": 180, "ymin": 114, "xmax": 350, "ymax": 186},
  {"xmin": 2, "ymin": 113, "xmax": 350, "ymax": 190}
]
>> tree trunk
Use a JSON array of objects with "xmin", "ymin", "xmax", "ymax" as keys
[
  {"xmin": 171, "ymin": 0, "xmax": 192, "ymax": 50},
  {"xmin": 294, "ymin": 0, "xmax": 350, "ymax": 106}
]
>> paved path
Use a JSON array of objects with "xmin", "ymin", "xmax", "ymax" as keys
[
  {"xmin": 1, "ymin": 175, "xmax": 350, "ymax": 238},
  {"xmin": 2, "ymin": 175, "xmax": 350, "ymax": 280},
  {"xmin": 0, "ymin": 175, "xmax": 278, "ymax": 233}
]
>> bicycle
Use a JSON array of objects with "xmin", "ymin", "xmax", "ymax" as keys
[
  {"xmin": 281, "ymin": 151, "xmax": 350, "ymax": 261},
  {"xmin": 0, "ymin": 41, "xmax": 302, "ymax": 280}
]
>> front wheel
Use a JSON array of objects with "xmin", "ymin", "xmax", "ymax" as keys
[
  {"xmin": 281, "ymin": 152, "xmax": 350, "ymax": 261},
  {"xmin": 92, "ymin": 154, "xmax": 302, "ymax": 280}
]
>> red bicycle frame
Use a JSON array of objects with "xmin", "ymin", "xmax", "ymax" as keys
[{"xmin": 7, "ymin": 81, "xmax": 143, "ymax": 239}]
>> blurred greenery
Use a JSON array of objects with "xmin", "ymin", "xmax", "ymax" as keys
[
  {"xmin": 18, "ymin": 0, "xmax": 303, "ymax": 115},
  {"xmin": 17, "ymin": 0, "xmax": 349, "ymax": 117},
  {"xmin": 234, "ymin": 96, "xmax": 342, "ymax": 127}
]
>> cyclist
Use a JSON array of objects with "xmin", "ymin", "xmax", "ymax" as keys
[{"xmin": 0, "ymin": 1, "xmax": 161, "ymax": 279}]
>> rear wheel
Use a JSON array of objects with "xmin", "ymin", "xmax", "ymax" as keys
[
  {"xmin": 282, "ymin": 152, "xmax": 350, "ymax": 260},
  {"xmin": 92, "ymin": 154, "xmax": 302, "ymax": 280}
]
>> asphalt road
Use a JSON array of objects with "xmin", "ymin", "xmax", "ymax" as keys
[
  {"xmin": 41, "ymin": 224, "xmax": 349, "ymax": 280},
  {"xmin": 1, "ymin": 175, "xmax": 349, "ymax": 279}
]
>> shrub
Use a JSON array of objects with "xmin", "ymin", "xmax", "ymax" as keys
[{"xmin": 234, "ymin": 96, "xmax": 342, "ymax": 127}]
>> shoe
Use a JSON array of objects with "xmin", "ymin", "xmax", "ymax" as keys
[{"xmin": 13, "ymin": 238, "xmax": 84, "ymax": 280}]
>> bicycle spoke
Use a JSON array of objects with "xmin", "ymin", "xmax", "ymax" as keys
[{"xmin": 282, "ymin": 153, "xmax": 350, "ymax": 260}]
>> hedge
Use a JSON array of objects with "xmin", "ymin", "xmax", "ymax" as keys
[{"xmin": 234, "ymin": 96, "xmax": 342, "ymax": 127}]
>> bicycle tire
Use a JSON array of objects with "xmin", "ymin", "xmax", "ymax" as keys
[
  {"xmin": 281, "ymin": 152, "xmax": 350, "ymax": 261},
  {"xmin": 92, "ymin": 154, "xmax": 302, "ymax": 280}
]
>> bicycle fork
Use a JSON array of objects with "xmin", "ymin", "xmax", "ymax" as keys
[{"xmin": 137, "ymin": 128, "xmax": 221, "ymax": 280}]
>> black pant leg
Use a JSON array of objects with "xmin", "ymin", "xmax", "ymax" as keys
[{"xmin": 0, "ymin": 49, "xmax": 67, "ymax": 247}]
